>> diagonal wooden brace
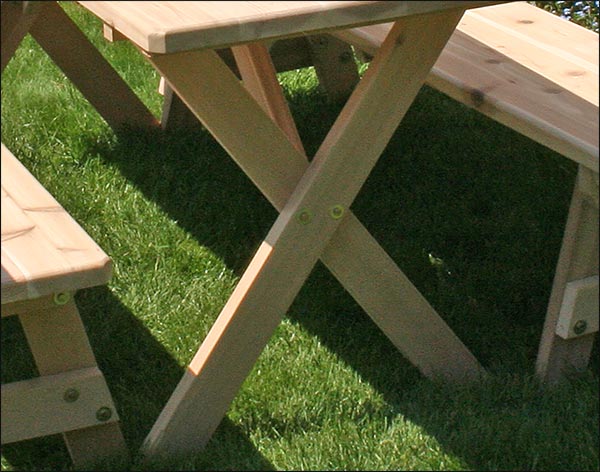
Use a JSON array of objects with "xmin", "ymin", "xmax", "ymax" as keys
[
  {"xmin": 140, "ymin": 9, "xmax": 482, "ymax": 460},
  {"xmin": 1, "ymin": 1, "xmax": 158, "ymax": 132}
]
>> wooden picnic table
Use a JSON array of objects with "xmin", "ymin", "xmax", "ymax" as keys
[
  {"xmin": 72, "ymin": 0, "xmax": 502, "ymax": 460},
  {"xmin": 6, "ymin": 0, "xmax": 596, "ymax": 464}
]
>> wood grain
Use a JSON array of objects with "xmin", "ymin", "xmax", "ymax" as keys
[
  {"xmin": 141, "ymin": 9, "xmax": 476, "ymax": 460},
  {"xmin": 1, "ymin": 144, "xmax": 111, "ymax": 304},
  {"xmin": 333, "ymin": 2, "xmax": 599, "ymax": 170},
  {"xmin": 78, "ymin": 1, "xmax": 502, "ymax": 54}
]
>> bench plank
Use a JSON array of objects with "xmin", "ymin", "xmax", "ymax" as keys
[
  {"xmin": 1, "ymin": 144, "xmax": 111, "ymax": 304},
  {"xmin": 333, "ymin": 2, "xmax": 599, "ymax": 171}
]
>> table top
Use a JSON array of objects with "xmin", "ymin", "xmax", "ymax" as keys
[{"xmin": 78, "ymin": 1, "xmax": 502, "ymax": 54}]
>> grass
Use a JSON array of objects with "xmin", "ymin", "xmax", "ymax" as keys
[{"xmin": 1, "ymin": 3, "xmax": 598, "ymax": 471}]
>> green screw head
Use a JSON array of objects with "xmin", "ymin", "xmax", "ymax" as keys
[
  {"xmin": 53, "ymin": 292, "xmax": 70, "ymax": 305},
  {"xmin": 96, "ymin": 407, "xmax": 113, "ymax": 422},
  {"xmin": 63, "ymin": 388, "xmax": 80, "ymax": 403},
  {"xmin": 330, "ymin": 205, "xmax": 345, "ymax": 220},
  {"xmin": 573, "ymin": 320, "xmax": 588, "ymax": 335},
  {"xmin": 297, "ymin": 209, "xmax": 313, "ymax": 225}
]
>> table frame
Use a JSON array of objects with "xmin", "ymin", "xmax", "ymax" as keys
[
  {"xmin": 137, "ymin": 6, "xmax": 482, "ymax": 459},
  {"xmin": 4, "ymin": 0, "xmax": 595, "ymax": 464}
]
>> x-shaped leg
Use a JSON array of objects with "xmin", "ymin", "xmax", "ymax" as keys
[
  {"xmin": 2, "ymin": 1, "xmax": 157, "ymax": 131},
  {"xmin": 140, "ymin": 9, "xmax": 483, "ymax": 460}
]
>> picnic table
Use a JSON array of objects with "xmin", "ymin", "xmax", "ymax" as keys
[
  {"xmin": 74, "ymin": 0, "xmax": 501, "ymax": 460},
  {"xmin": 2, "ymin": 0, "xmax": 597, "ymax": 464}
]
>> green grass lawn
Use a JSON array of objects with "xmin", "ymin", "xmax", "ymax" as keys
[{"xmin": 1, "ymin": 3, "xmax": 598, "ymax": 471}]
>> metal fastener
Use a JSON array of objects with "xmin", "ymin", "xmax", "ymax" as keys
[
  {"xmin": 53, "ymin": 292, "xmax": 70, "ymax": 305},
  {"xmin": 96, "ymin": 407, "xmax": 113, "ymax": 422},
  {"xmin": 330, "ymin": 205, "xmax": 345, "ymax": 220},
  {"xmin": 63, "ymin": 388, "xmax": 80, "ymax": 403},
  {"xmin": 297, "ymin": 209, "xmax": 313, "ymax": 225},
  {"xmin": 573, "ymin": 320, "xmax": 588, "ymax": 335}
]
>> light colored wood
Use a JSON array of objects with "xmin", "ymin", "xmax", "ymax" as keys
[
  {"xmin": 147, "ymin": 20, "xmax": 482, "ymax": 384},
  {"xmin": 463, "ymin": 2, "xmax": 598, "ymax": 102},
  {"xmin": 1, "ymin": 367, "xmax": 119, "ymax": 444},
  {"xmin": 27, "ymin": 2, "xmax": 158, "ymax": 132},
  {"xmin": 2, "ymin": 294, "xmax": 65, "ymax": 318},
  {"xmin": 232, "ymin": 39, "xmax": 483, "ymax": 382},
  {"xmin": 536, "ymin": 166, "xmax": 599, "ymax": 384},
  {"xmin": 103, "ymin": 23, "xmax": 127, "ymax": 42},
  {"xmin": 141, "ymin": 10, "xmax": 474, "ymax": 460},
  {"xmin": 231, "ymin": 43, "xmax": 306, "ymax": 154},
  {"xmin": 1, "ymin": 143, "xmax": 112, "ymax": 304},
  {"xmin": 1, "ymin": 143, "xmax": 127, "ymax": 466},
  {"xmin": 555, "ymin": 275, "xmax": 599, "ymax": 339},
  {"xmin": 307, "ymin": 34, "xmax": 360, "ymax": 103},
  {"xmin": 332, "ymin": 2, "xmax": 598, "ymax": 171},
  {"xmin": 17, "ymin": 300, "xmax": 129, "ymax": 468},
  {"xmin": 78, "ymin": 1, "xmax": 502, "ymax": 54},
  {"xmin": 1, "ymin": 1, "xmax": 45, "ymax": 72},
  {"xmin": 160, "ymin": 38, "xmax": 315, "ymax": 132}
]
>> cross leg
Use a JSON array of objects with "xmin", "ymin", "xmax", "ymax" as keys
[
  {"xmin": 18, "ymin": 298, "xmax": 128, "ymax": 469},
  {"xmin": 2, "ymin": 1, "xmax": 158, "ymax": 132},
  {"xmin": 536, "ymin": 166, "xmax": 599, "ymax": 385},
  {"xmin": 1, "ymin": 1, "xmax": 45, "ymax": 72},
  {"xmin": 140, "ymin": 9, "xmax": 478, "ymax": 461},
  {"xmin": 230, "ymin": 41, "xmax": 483, "ymax": 382}
]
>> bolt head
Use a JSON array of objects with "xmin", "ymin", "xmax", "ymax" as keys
[
  {"xmin": 297, "ymin": 209, "xmax": 313, "ymax": 225},
  {"xmin": 573, "ymin": 320, "xmax": 588, "ymax": 335},
  {"xmin": 63, "ymin": 388, "xmax": 80, "ymax": 403},
  {"xmin": 53, "ymin": 292, "xmax": 70, "ymax": 305},
  {"xmin": 96, "ymin": 406, "xmax": 113, "ymax": 422},
  {"xmin": 330, "ymin": 205, "xmax": 344, "ymax": 219}
]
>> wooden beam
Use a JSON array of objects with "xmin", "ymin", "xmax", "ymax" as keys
[
  {"xmin": 141, "ymin": 9, "xmax": 476, "ymax": 461},
  {"xmin": 28, "ymin": 2, "xmax": 158, "ymax": 132},
  {"xmin": 18, "ymin": 300, "xmax": 128, "ymax": 468},
  {"xmin": 1, "ymin": 1, "xmax": 45, "ymax": 72},
  {"xmin": 536, "ymin": 166, "xmax": 599, "ymax": 384},
  {"xmin": 1, "ymin": 367, "xmax": 118, "ymax": 444}
]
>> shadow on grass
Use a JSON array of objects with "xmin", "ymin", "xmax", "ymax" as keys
[
  {"xmin": 72, "ymin": 85, "xmax": 598, "ymax": 470},
  {"xmin": 0, "ymin": 286, "xmax": 275, "ymax": 471}
]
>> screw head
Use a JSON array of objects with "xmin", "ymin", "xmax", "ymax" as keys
[
  {"xmin": 330, "ymin": 205, "xmax": 345, "ymax": 220},
  {"xmin": 63, "ymin": 388, "xmax": 80, "ymax": 403},
  {"xmin": 53, "ymin": 292, "xmax": 70, "ymax": 305},
  {"xmin": 297, "ymin": 209, "xmax": 313, "ymax": 225},
  {"xmin": 96, "ymin": 407, "xmax": 113, "ymax": 422},
  {"xmin": 573, "ymin": 320, "xmax": 588, "ymax": 335}
]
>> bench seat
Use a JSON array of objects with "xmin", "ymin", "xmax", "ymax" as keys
[
  {"xmin": 1, "ymin": 143, "xmax": 127, "ymax": 468},
  {"xmin": 1, "ymin": 143, "xmax": 111, "ymax": 306},
  {"xmin": 333, "ymin": 2, "xmax": 598, "ymax": 171}
]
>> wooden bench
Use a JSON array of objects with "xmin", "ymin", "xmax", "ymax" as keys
[
  {"xmin": 1, "ymin": 143, "xmax": 128, "ymax": 468},
  {"xmin": 331, "ymin": 1, "xmax": 599, "ymax": 384},
  {"xmin": 155, "ymin": 2, "xmax": 598, "ymax": 384}
]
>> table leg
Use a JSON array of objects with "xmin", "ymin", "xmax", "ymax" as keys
[
  {"xmin": 231, "ymin": 41, "xmax": 484, "ymax": 381},
  {"xmin": 1, "ymin": 1, "xmax": 45, "ymax": 72},
  {"xmin": 536, "ymin": 166, "xmax": 598, "ymax": 384},
  {"xmin": 141, "ymin": 9, "xmax": 476, "ymax": 460},
  {"xmin": 307, "ymin": 34, "xmax": 360, "ymax": 103},
  {"xmin": 19, "ymin": 300, "xmax": 128, "ymax": 469},
  {"xmin": 231, "ymin": 43, "xmax": 306, "ymax": 154},
  {"xmin": 23, "ymin": 2, "xmax": 158, "ymax": 132}
]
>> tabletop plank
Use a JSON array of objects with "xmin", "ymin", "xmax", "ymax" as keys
[{"xmin": 77, "ymin": 1, "xmax": 503, "ymax": 54}]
